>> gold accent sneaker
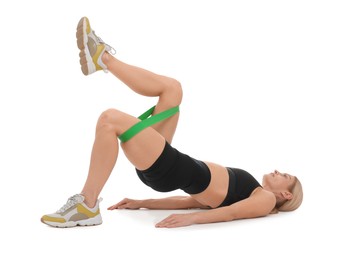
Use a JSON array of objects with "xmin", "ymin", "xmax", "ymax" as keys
[
  {"xmin": 76, "ymin": 16, "xmax": 116, "ymax": 75},
  {"xmin": 41, "ymin": 194, "xmax": 103, "ymax": 228}
]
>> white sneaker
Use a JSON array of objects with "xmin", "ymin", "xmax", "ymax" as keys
[
  {"xmin": 41, "ymin": 194, "xmax": 103, "ymax": 228},
  {"xmin": 76, "ymin": 16, "xmax": 116, "ymax": 75}
]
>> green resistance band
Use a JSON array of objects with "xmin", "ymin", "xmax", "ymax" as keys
[{"xmin": 118, "ymin": 105, "xmax": 180, "ymax": 142}]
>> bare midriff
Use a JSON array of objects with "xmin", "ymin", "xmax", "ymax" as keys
[{"xmin": 191, "ymin": 162, "xmax": 229, "ymax": 208}]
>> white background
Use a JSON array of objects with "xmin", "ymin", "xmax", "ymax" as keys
[{"xmin": 0, "ymin": 0, "xmax": 341, "ymax": 259}]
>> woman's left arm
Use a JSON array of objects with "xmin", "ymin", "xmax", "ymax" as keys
[{"xmin": 155, "ymin": 189, "xmax": 276, "ymax": 228}]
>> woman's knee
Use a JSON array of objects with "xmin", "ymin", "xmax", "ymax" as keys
[
  {"xmin": 172, "ymin": 79, "xmax": 183, "ymax": 104},
  {"xmin": 162, "ymin": 78, "xmax": 183, "ymax": 106},
  {"xmin": 96, "ymin": 109, "xmax": 123, "ymax": 134}
]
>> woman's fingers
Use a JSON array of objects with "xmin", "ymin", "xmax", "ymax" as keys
[
  {"xmin": 155, "ymin": 213, "xmax": 194, "ymax": 228},
  {"xmin": 107, "ymin": 198, "xmax": 130, "ymax": 210}
]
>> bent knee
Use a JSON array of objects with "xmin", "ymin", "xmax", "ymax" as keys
[
  {"xmin": 96, "ymin": 109, "xmax": 124, "ymax": 133},
  {"xmin": 163, "ymin": 78, "xmax": 183, "ymax": 106},
  {"xmin": 172, "ymin": 79, "xmax": 183, "ymax": 103},
  {"xmin": 96, "ymin": 109, "xmax": 140, "ymax": 135}
]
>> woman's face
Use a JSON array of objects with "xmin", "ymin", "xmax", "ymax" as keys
[{"xmin": 262, "ymin": 170, "xmax": 295, "ymax": 191}]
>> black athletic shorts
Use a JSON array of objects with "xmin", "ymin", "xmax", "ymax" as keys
[{"xmin": 136, "ymin": 141, "xmax": 211, "ymax": 194}]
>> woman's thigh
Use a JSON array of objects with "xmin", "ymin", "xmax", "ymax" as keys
[
  {"xmin": 120, "ymin": 126, "xmax": 166, "ymax": 171},
  {"xmin": 100, "ymin": 108, "xmax": 167, "ymax": 171}
]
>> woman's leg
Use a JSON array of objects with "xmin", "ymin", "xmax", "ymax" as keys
[
  {"xmin": 101, "ymin": 52, "xmax": 182, "ymax": 144},
  {"xmin": 81, "ymin": 108, "xmax": 166, "ymax": 207},
  {"xmin": 81, "ymin": 53, "xmax": 183, "ymax": 207}
]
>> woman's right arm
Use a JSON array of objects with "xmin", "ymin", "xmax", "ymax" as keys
[{"xmin": 107, "ymin": 196, "xmax": 207, "ymax": 210}]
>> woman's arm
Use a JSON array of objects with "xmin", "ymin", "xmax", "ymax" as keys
[
  {"xmin": 155, "ymin": 189, "xmax": 276, "ymax": 228},
  {"xmin": 107, "ymin": 196, "xmax": 208, "ymax": 210}
]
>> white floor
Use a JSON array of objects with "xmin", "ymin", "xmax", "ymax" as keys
[
  {"xmin": 4, "ymin": 200, "xmax": 341, "ymax": 259},
  {"xmin": 1, "ymin": 1, "xmax": 341, "ymax": 259}
]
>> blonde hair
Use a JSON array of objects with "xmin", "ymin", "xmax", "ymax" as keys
[{"xmin": 277, "ymin": 177, "xmax": 303, "ymax": 212}]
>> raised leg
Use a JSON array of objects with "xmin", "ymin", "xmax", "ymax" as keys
[{"xmin": 102, "ymin": 52, "xmax": 182, "ymax": 144}]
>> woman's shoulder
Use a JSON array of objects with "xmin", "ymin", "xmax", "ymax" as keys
[
  {"xmin": 251, "ymin": 187, "xmax": 276, "ymax": 204},
  {"xmin": 225, "ymin": 187, "xmax": 277, "ymax": 219}
]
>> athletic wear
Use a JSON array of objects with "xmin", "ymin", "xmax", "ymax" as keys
[
  {"xmin": 136, "ymin": 141, "xmax": 211, "ymax": 194},
  {"xmin": 41, "ymin": 194, "xmax": 103, "ymax": 228},
  {"xmin": 76, "ymin": 17, "xmax": 116, "ymax": 75},
  {"xmin": 136, "ymin": 142, "xmax": 261, "ymax": 207},
  {"xmin": 218, "ymin": 167, "xmax": 262, "ymax": 207}
]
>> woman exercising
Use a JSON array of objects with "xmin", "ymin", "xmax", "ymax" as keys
[{"xmin": 41, "ymin": 17, "xmax": 303, "ymax": 228}]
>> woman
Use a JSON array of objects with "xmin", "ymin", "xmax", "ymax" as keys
[{"xmin": 41, "ymin": 17, "xmax": 303, "ymax": 228}]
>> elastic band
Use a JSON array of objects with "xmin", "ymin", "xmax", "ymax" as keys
[{"xmin": 118, "ymin": 106, "xmax": 180, "ymax": 142}]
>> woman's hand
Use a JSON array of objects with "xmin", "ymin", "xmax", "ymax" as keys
[
  {"xmin": 107, "ymin": 198, "xmax": 143, "ymax": 210},
  {"xmin": 155, "ymin": 213, "xmax": 197, "ymax": 228}
]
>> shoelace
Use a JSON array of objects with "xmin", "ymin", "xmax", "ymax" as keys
[
  {"xmin": 93, "ymin": 30, "xmax": 116, "ymax": 56},
  {"xmin": 56, "ymin": 194, "xmax": 83, "ymax": 213}
]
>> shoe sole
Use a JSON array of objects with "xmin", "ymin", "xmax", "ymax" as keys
[
  {"xmin": 41, "ymin": 214, "xmax": 103, "ymax": 228},
  {"xmin": 76, "ymin": 17, "xmax": 96, "ymax": 75}
]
